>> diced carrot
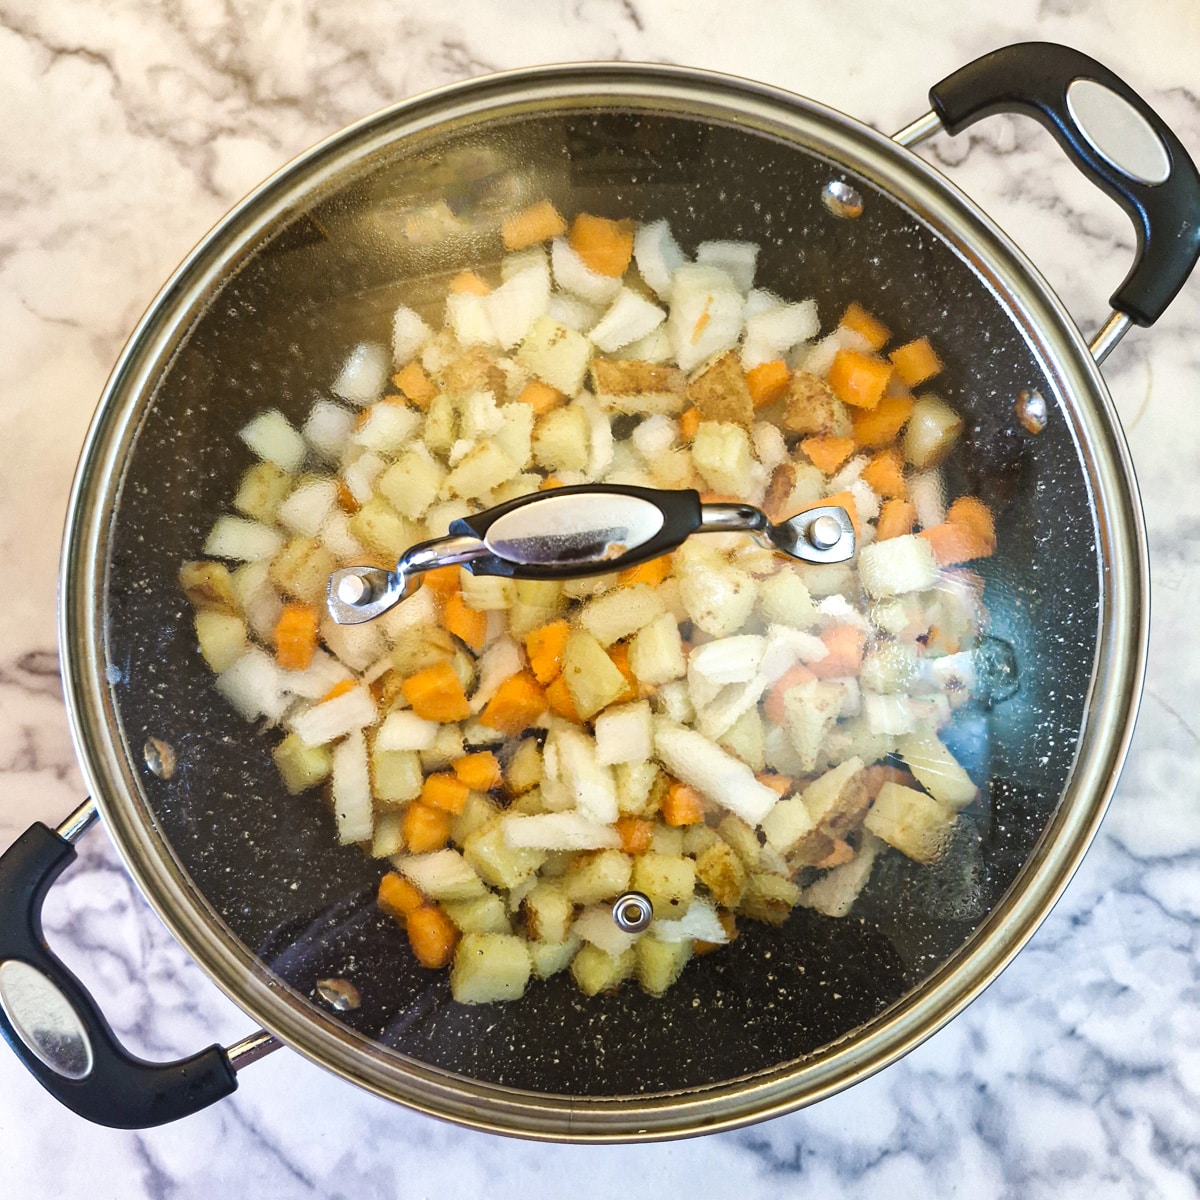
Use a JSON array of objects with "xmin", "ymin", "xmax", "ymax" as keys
[
  {"xmin": 442, "ymin": 590, "xmax": 489, "ymax": 653},
  {"xmin": 393, "ymin": 361, "xmax": 438, "ymax": 410},
  {"xmin": 452, "ymin": 751, "xmax": 503, "ymax": 792},
  {"xmin": 378, "ymin": 873, "xmax": 426, "ymax": 923},
  {"xmin": 337, "ymin": 479, "xmax": 360, "ymax": 513},
  {"xmin": 479, "ymin": 671, "xmax": 548, "ymax": 735},
  {"xmin": 764, "ymin": 662, "xmax": 815, "ymax": 725},
  {"xmin": 567, "ymin": 213, "xmax": 635, "ymax": 277},
  {"xmin": 544, "ymin": 674, "xmax": 581, "ymax": 723},
  {"xmin": 815, "ymin": 839, "xmax": 856, "ymax": 869},
  {"xmin": 401, "ymin": 801, "xmax": 453, "ymax": 854},
  {"xmin": 661, "ymin": 781, "xmax": 706, "ymax": 826},
  {"xmin": 862, "ymin": 763, "xmax": 917, "ymax": 798},
  {"xmin": 919, "ymin": 521, "xmax": 993, "ymax": 566},
  {"xmin": 321, "ymin": 679, "xmax": 358, "ymax": 704},
  {"xmin": 615, "ymin": 816, "xmax": 655, "ymax": 855},
  {"xmin": 405, "ymin": 904, "xmax": 460, "ymax": 969},
  {"xmin": 273, "ymin": 603, "xmax": 320, "ymax": 672},
  {"xmin": 946, "ymin": 496, "xmax": 997, "ymax": 554},
  {"xmin": 401, "ymin": 660, "xmax": 472, "ymax": 722},
  {"xmin": 755, "ymin": 773, "xmax": 793, "ymax": 797},
  {"xmin": 517, "ymin": 379, "xmax": 564, "ymax": 415},
  {"xmin": 876, "ymin": 498, "xmax": 916, "ymax": 541},
  {"xmin": 525, "ymin": 620, "xmax": 570, "ymax": 685},
  {"xmin": 618, "ymin": 556, "xmax": 672, "ymax": 587},
  {"xmin": 501, "ymin": 199, "xmax": 568, "ymax": 251},
  {"xmin": 746, "ymin": 359, "xmax": 791, "ymax": 409},
  {"xmin": 860, "ymin": 448, "xmax": 907, "ymax": 499},
  {"xmin": 851, "ymin": 391, "xmax": 915, "ymax": 448},
  {"xmin": 607, "ymin": 643, "xmax": 640, "ymax": 702},
  {"xmin": 421, "ymin": 772, "xmax": 471, "ymax": 815},
  {"xmin": 421, "ymin": 566, "xmax": 461, "ymax": 599},
  {"xmin": 679, "ymin": 405, "xmax": 701, "ymax": 442},
  {"xmin": 540, "ymin": 476, "xmax": 564, "ymax": 490},
  {"xmin": 800, "ymin": 435, "xmax": 856, "ymax": 475},
  {"xmin": 827, "ymin": 349, "xmax": 893, "ymax": 410},
  {"xmin": 809, "ymin": 624, "xmax": 867, "ymax": 679},
  {"xmin": 448, "ymin": 270, "xmax": 491, "ymax": 295},
  {"xmin": 839, "ymin": 302, "xmax": 891, "ymax": 350},
  {"xmin": 889, "ymin": 336, "xmax": 943, "ymax": 387}
]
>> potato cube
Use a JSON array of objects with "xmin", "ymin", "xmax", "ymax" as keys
[
  {"xmin": 782, "ymin": 371, "xmax": 851, "ymax": 436},
  {"xmin": 451, "ymin": 932, "xmax": 532, "ymax": 1004},
  {"xmin": 444, "ymin": 442, "xmax": 518, "ymax": 500},
  {"xmin": 758, "ymin": 570, "xmax": 820, "ymax": 630},
  {"xmin": 630, "ymin": 852, "xmax": 696, "ymax": 919},
  {"xmin": 378, "ymin": 448, "xmax": 446, "ymax": 519},
  {"xmin": 522, "ymin": 880, "xmax": 575, "ymax": 943},
  {"xmin": 718, "ymin": 814, "xmax": 762, "ymax": 869},
  {"xmin": 595, "ymin": 700, "xmax": 654, "ymax": 766},
  {"xmin": 529, "ymin": 934, "xmax": 582, "ymax": 979},
  {"xmin": 856, "ymin": 534, "xmax": 940, "ymax": 598},
  {"xmin": 349, "ymin": 497, "xmax": 415, "ymax": 560},
  {"xmin": 179, "ymin": 560, "xmax": 240, "ymax": 613},
  {"xmin": 695, "ymin": 840, "xmax": 747, "ymax": 908},
  {"xmin": 591, "ymin": 359, "xmax": 687, "ymax": 415},
  {"xmin": 570, "ymin": 943, "xmax": 635, "ymax": 996},
  {"xmin": 463, "ymin": 818, "xmax": 546, "ymax": 888},
  {"xmin": 864, "ymin": 781, "xmax": 957, "ymax": 864},
  {"xmin": 272, "ymin": 731, "xmax": 332, "ymax": 794},
  {"xmin": 561, "ymin": 849, "xmax": 634, "ymax": 905},
  {"xmin": 692, "ymin": 421, "xmax": 753, "ymax": 496},
  {"xmin": 423, "ymin": 392, "xmax": 457, "ymax": 456},
  {"xmin": 717, "ymin": 706, "xmax": 765, "ymax": 771},
  {"xmin": 579, "ymin": 584, "xmax": 666, "ymax": 647},
  {"xmin": 443, "ymin": 893, "xmax": 511, "ymax": 935},
  {"xmin": 451, "ymin": 792, "xmax": 502, "ymax": 844},
  {"xmin": 195, "ymin": 610, "xmax": 249, "ymax": 673},
  {"xmin": 635, "ymin": 936, "xmax": 693, "ymax": 997},
  {"xmin": 687, "ymin": 350, "xmax": 754, "ymax": 427},
  {"xmin": 760, "ymin": 793, "xmax": 817, "ymax": 856},
  {"xmin": 628, "ymin": 612, "xmax": 687, "ymax": 686},
  {"xmin": 741, "ymin": 871, "xmax": 801, "ymax": 925},
  {"xmin": 459, "ymin": 572, "xmax": 516, "ymax": 611},
  {"xmin": 677, "ymin": 552, "xmax": 757, "ymax": 638},
  {"xmin": 370, "ymin": 811, "xmax": 407, "ymax": 859},
  {"xmin": 233, "ymin": 461, "xmax": 292, "ymax": 525},
  {"xmin": 532, "ymin": 405, "xmax": 590, "ymax": 472},
  {"xmin": 505, "ymin": 737, "xmax": 544, "ymax": 794},
  {"xmin": 897, "ymin": 733, "xmax": 978, "ymax": 809},
  {"xmin": 517, "ymin": 316, "xmax": 592, "ymax": 396},
  {"xmin": 562, "ymin": 629, "xmax": 630, "ymax": 720},
  {"xmin": 269, "ymin": 536, "xmax": 337, "ymax": 605},
  {"xmin": 371, "ymin": 747, "xmax": 423, "ymax": 805},
  {"xmin": 802, "ymin": 757, "xmax": 869, "ymax": 839},
  {"xmin": 615, "ymin": 760, "xmax": 665, "ymax": 817}
]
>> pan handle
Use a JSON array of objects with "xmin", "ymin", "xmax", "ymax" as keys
[
  {"xmin": 908, "ymin": 42, "xmax": 1200, "ymax": 330},
  {"xmin": 0, "ymin": 800, "xmax": 266, "ymax": 1127}
]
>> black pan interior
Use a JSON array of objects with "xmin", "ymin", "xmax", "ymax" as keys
[{"xmin": 101, "ymin": 106, "xmax": 1099, "ymax": 1096}]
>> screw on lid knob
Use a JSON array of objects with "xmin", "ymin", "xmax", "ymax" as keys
[
  {"xmin": 808, "ymin": 514, "xmax": 843, "ymax": 550},
  {"xmin": 612, "ymin": 891, "xmax": 654, "ymax": 934}
]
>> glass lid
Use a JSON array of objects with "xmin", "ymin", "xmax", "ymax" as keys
[{"xmin": 63, "ymin": 67, "xmax": 1142, "ymax": 1137}]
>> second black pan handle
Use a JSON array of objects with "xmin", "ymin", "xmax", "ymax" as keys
[{"xmin": 928, "ymin": 41, "xmax": 1200, "ymax": 327}]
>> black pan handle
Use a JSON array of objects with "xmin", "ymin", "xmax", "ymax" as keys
[
  {"xmin": 0, "ymin": 812, "xmax": 240, "ymax": 1128},
  {"xmin": 928, "ymin": 41, "xmax": 1200, "ymax": 326}
]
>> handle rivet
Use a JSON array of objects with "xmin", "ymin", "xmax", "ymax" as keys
[
  {"xmin": 337, "ymin": 575, "xmax": 370, "ymax": 605},
  {"xmin": 612, "ymin": 891, "xmax": 654, "ymax": 933},
  {"xmin": 808, "ymin": 515, "xmax": 843, "ymax": 550}
]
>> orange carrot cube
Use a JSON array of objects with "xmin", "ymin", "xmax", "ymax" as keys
[
  {"xmin": 947, "ymin": 496, "xmax": 997, "ymax": 554},
  {"xmin": 662, "ymin": 781, "xmax": 706, "ymax": 826},
  {"xmin": 544, "ymin": 674, "xmax": 581, "ymax": 723},
  {"xmin": 800, "ymin": 435, "xmax": 856, "ymax": 475},
  {"xmin": 809, "ymin": 624, "xmax": 867, "ymax": 679},
  {"xmin": 618, "ymin": 556, "xmax": 672, "ymax": 587},
  {"xmin": 607, "ymin": 643, "xmax": 640, "ymax": 702},
  {"xmin": 401, "ymin": 661, "xmax": 471, "ymax": 722},
  {"xmin": 393, "ymin": 361, "xmax": 438, "ymax": 409},
  {"xmin": 889, "ymin": 336, "xmax": 943, "ymax": 387},
  {"xmin": 401, "ymin": 801, "xmax": 452, "ymax": 854},
  {"xmin": 421, "ymin": 566, "xmax": 461, "ymax": 599},
  {"xmin": 442, "ymin": 590, "xmax": 489, "ymax": 653},
  {"xmin": 755, "ymin": 773, "xmax": 794, "ymax": 797},
  {"xmin": 615, "ymin": 816, "xmax": 655, "ymax": 855},
  {"xmin": 421, "ymin": 772, "xmax": 471, "ymax": 815},
  {"xmin": 876, "ymin": 498, "xmax": 916, "ymax": 541},
  {"xmin": 764, "ymin": 663, "xmax": 815, "ymax": 725},
  {"xmin": 378, "ymin": 873, "xmax": 426, "ymax": 923},
  {"xmin": 452, "ymin": 751, "xmax": 503, "ymax": 792},
  {"xmin": 405, "ymin": 904, "xmax": 459, "ymax": 969},
  {"xmin": 746, "ymin": 359, "xmax": 791, "ymax": 409},
  {"xmin": 479, "ymin": 671, "xmax": 548, "ymax": 735},
  {"xmin": 525, "ymin": 620, "xmax": 570, "ymax": 685},
  {"xmin": 517, "ymin": 380, "xmax": 564, "ymax": 415},
  {"xmin": 679, "ymin": 405, "xmax": 701, "ymax": 442},
  {"xmin": 501, "ymin": 199, "xmax": 568, "ymax": 251},
  {"xmin": 827, "ymin": 349, "xmax": 893, "ymax": 410},
  {"xmin": 861, "ymin": 448, "xmax": 907, "ymax": 499},
  {"xmin": 273, "ymin": 603, "xmax": 320, "ymax": 672},
  {"xmin": 839, "ymin": 302, "xmax": 891, "ymax": 350},
  {"xmin": 567, "ymin": 213, "xmax": 635, "ymax": 277},
  {"xmin": 448, "ymin": 270, "xmax": 491, "ymax": 295},
  {"xmin": 851, "ymin": 391, "xmax": 915, "ymax": 448}
]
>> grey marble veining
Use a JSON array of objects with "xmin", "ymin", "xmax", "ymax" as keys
[{"xmin": 3, "ymin": 1, "xmax": 1200, "ymax": 1197}]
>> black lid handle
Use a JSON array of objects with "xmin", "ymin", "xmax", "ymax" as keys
[
  {"xmin": 0, "ymin": 813, "xmax": 241, "ymax": 1127},
  {"xmin": 927, "ymin": 41, "xmax": 1200, "ymax": 327}
]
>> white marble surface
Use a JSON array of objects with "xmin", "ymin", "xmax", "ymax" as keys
[{"xmin": 3, "ymin": 0, "xmax": 1200, "ymax": 1195}]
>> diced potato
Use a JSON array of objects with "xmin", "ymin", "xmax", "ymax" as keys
[
  {"xmin": 377, "ymin": 447, "xmax": 446, "ymax": 519},
  {"xmin": 692, "ymin": 420, "xmax": 753, "ymax": 496},
  {"xmin": 239, "ymin": 409, "xmax": 307, "ymax": 473},
  {"xmin": 741, "ymin": 872, "xmax": 801, "ymax": 925},
  {"xmin": 396, "ymin": 849, "xmax": 487, "ymax": 902},
  {"xmin": 505, "ymin": 737, "xmax": 543, "ymax": 794},
  {"xmin": 857, "ymin": 535, "xmax": 940, "ymax": 599},
  {"xmin": 195, "ymin": 609, "xmax": 249, "ymax": 673},
  {"xmin": 897, "ymin": 733, "xmax": 978, "ymax": 809},
  {"xmin": 717, "ymin": 814, "xmax": 761, "ymax": 870},
  {"xmin": 561, "ymin": 849, "xmax": 633, "ymax": 905},
  {"xmin": 677, "ymin": 549, "xmax": 757, "ymax": 638},
  {"xmin": 651, "ymin": 822, "xmax": 685, "ymax": 856},
  {"xmin": 205, "ymin": 516, "xmax": 285, "ymax": 563},
  {"xmin": 695, "ymin": 840, "xmax": 747, "ymax": 908},
  {"xmin": 758, "ymin": 571, "xmax": 820, "ymax": 630},
  {"xmin": 443, "ymin": 892, "xmax": 511, "ymax": 935},
  {"xmin": 459, "ymin": 572, "xmax": 516, "ymax": 612},
  {"xmin": 802, "ymin": 757, "xmax": 868, "ymax": 839},
  {"xmin": 615, "ymin": 760, "xmax": 664, "ymax": 817},
  {"xmin": 272, "ymin": 731, "xmax": 333, "ymax": 794},
  {"xmin": 800, "ymin": 835, "xmax": 882, "ymax": 917},
  {"xmin": 522, "ymin": 880, "xmax": 575, "ymax": 943},
  {"xmin": 529, "ymin": 934, "xmax": 582, "ymax": 979},
  {"xmin": 760, "ymin": 793, "xmax": 817, "ymax": 855},
  {"xmin": 233, "ymin": 461, "xmax": 293, "ymax": 525},
  {"xmin": 718, "ymin": 706, "xmax": 765, "ymax": 771},
  {"xmin": 630, "ymin": 852, "xmax": 696, "ymax": 919},
  {"xmin": 370, "ymin": 811, "xmax": 407, "ymax": 859},
  {"xmin": 594, "ymin": 700, "xmax": 654, "ymax": 766},
  {"xmin": 422, "ymin": 392, "xmax": 458, "ymax": 456},
  {"xmin": 348, "ymin": 498, "xmax": 415, "ymax": 561},
  {"xmin": 332, "ymin": 731, "xmax": 373, "ymax": 845},
  {"xmin": 517, "ymin": 315, "xmax": 592, "ymax": 396},
  {"xmin": 687, "ymin": 351, "xmax": 754, "ymax": 427},
  {"xmin": 865, "ymin": 781, "xmax": 957, "ymax": 864},
  {"xmin": 628, "ymin": 612, "xmax": 686, "ymax": 686},
  {"xmin": 371, "ymin": 747, "xmax": 424, "ymax": 805},
  {"xmin": 635, "ymin": 936, "xmax": 693, "ymax": 997},
  {"xmin": 570, "ymin": 943, "xmax": 635, "ymax": 997},
  {"xmin": 782, "ymin": 679, "xmax": 842, "ymax": 774},
  {"xmin": 463, "ymin": 818, "xmax": 546, "ymax": 888},
  {"xmin": 444, "ymin": 442, "xmax": 518, "ymax": 501},
  {"xmin": 579, "ymin": 584, "xmax": 665, "ymax": 647},
  {"xmin": 532, "ymin": 405, "xmax": 590, "ymax": 472},
  {"xmin": 590, "ymin": 359, "xmax": 687, "ymax": 415},
  {"xmin": 782, "ymin": 371, "xmax": 851, "ymax": 437},
  {"xmin": 903, "ymin": 395, "xmax": 963, "ymax": 469},
  {"xmin": 562, "ymin": 629, "xmax": 630, "ymax": 720},
  {"xmin": 451, "ymin": 792, "xmax": 502, "ymax": 845},
  {"xmin": 451, "ymin": 932, "xmax": 533, "ymax": 1004}
]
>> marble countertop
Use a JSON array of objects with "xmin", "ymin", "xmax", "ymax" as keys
[{"xmin": 4, "ymin": 1, "xmax": 1200, "ymax": 1196}]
